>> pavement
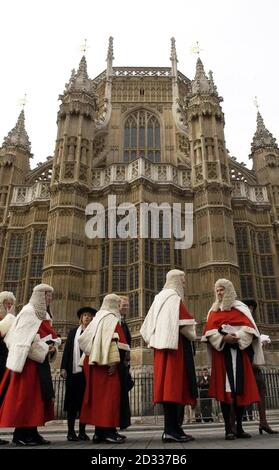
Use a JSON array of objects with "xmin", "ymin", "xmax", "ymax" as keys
[{"xmin": 1, "ymin": 419, "xmax": 279, "ymax": 449}]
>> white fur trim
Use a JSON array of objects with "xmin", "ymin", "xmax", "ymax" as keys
[
  {"xmin": 0, "ymin": 313, "xmax": 15, "ymax": 337},
  {"xmin": 28, "ymin": 337, "xmax": 49, "ymax": 363},
  {"xmin": 118, "ymin": 342, "xmax": 130, "ymax": 351},
  {"xmin": 180, "ymin": 324, "xmax": 196, "ymax": 341},
  {"xmin": 202, "ymin": 329, "xmax": 225, "ymax": 352},
  {"xmin": 5, "ymin": 304, "xmax": 41, "ymax": 373},
  {"xmin": 179, "ymin": 319, "xmax": 196, "ymax": 326}
]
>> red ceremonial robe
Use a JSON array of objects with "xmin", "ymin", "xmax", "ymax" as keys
[
  {"xmin": 0, "ymin": 320, "xmax": 57, "ymax": 427},
  {"xmin": 203, "ymin": 308, "xmax": 260, "ymax": 405},
  {"xmin": 153, "ymin": 303, "xmax": 196, "ymax": 406},
  {"xmin": 80, "ymin": 322, "xmax": 127, "ymax": 427}
]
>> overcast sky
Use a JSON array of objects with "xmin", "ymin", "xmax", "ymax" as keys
[{"xmin": 0, "ymin": 0, "xmax": 278, "ymax": 169}]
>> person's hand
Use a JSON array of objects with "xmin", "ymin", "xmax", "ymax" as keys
[
  {"xmin": 48, "ymin": 345, "xmax": 56, "ymax": 353},
  {"xmin": 60, "ymin": 369, "xmax": 67, "ymax": 379},
  {"xmin": 223, "ymin": 333, "xmax": 238, "ymax": 344},
  {"xmin": 108, "ymin": 364, "xmax": 117, "ymax": 375}
]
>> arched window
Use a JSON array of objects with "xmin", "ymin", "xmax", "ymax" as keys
[{"xmin": 124, "ymin": 110, "xmax": 161, "ymax": 162}]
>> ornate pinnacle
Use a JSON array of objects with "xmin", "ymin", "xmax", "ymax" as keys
[
  {"xmin": 208, "ymin": 70, "xmax": 218, "ymax": 94},
  {"xmin": 250, "ymin": 111, "xmax": 278, "ymax": 155},
  {"xmin": 1, "ymin": 109, "xmax": 31, "ymax": 153},
  {"xmin": 65, "ymin": 55, "xmax": 94, "ymax": 95},
  {"xmin": 191, "ymin": 57, "xmax": 210, "ymax": 94},
  {"xmin": 190, "ymin": 59, "xmax": 221, "ymax": 100},
  {"xmin": 170, "ymin": 37, "xmax": 178, "ymax": 62},
  {"xmin": 107, "ymin": 36, "xmax": 114, "ymax": 63}
]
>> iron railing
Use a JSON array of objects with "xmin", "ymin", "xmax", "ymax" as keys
[{"xmin": 52, "ymin": 369, "xmax": 279, "ymax": 421}]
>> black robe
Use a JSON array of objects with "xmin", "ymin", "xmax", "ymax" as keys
[
  {"xmin": 119, "ymin": 319, "xmax": 133, "ymax": 430},
  {"xmin": 0, "ymin": 337, "xmax": 8, "ymax": 383},
  {"xmin": 61, "ymin": 327, "xmax": 86, "ymax": 414}
]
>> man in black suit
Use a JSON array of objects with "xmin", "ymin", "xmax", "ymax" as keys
[{"xmin": 61, "ymin": 306, "xmax": 97, "ymax": 441}]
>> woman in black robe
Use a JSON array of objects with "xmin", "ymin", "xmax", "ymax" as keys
[{"xmin": 61, "ymin": 307, "xmax": 96, "ymax": 441}]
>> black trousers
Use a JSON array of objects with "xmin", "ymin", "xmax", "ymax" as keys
[
  {"xmin": 163, "ymin": 402, "xmax": 182, "ymax": 434},
  {"xmin": 67, "ymin": 411, "xmax": 86, "ymax": 435},
  {"xmin": 221, "ymin": 401, "xmax": 244, "ymax": 434}
]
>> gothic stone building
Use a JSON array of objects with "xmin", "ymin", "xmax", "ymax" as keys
[{"xmin": 1, "ymin": 38, "xmax": 279, "ymax": 369}]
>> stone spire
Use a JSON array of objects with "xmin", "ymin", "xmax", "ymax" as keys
[
  {"xmin": 191, "ymin": 58, "xmax": 221, "ymax": 100},
  {"xmin": 170, "ymin": 37, "xmax": 178, "ymax": 78},
  {"xmin": 191, "ymin": 57, "xmax": 210, "ymax": 94},
  {"xmin": 250, "ymin": 111, "xmax": 278, "ymax": 155},
  {"xmin": 208, "ymin": 70, "xmax": 218, "ymax": 95},
  {"xmin": 1, "ymin": 109, "xmax": 31, "ymax": 153},
  {"xmin": 65, "ymin": 55, "xmax": 94, "ymax": 95},
  {"xmin": 106, "ymin": 36, "xmax": 114, "ymax": 70}
]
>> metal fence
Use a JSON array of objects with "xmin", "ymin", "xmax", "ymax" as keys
[{"xmin": 52, "ymin": 369, "xmax": 279, "ymax": 421}]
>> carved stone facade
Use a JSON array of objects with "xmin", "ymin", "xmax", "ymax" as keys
[{"xmin": 1, "ymin": 40, "xmax": 279, "ymax": 367}]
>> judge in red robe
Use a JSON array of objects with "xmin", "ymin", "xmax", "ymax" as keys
[
  {"xmin": 141, "ymin": 269, "xmax": 198, "ymax": 443},
  {"xmin": 0, "ymin": 291, "xmax": 16, "ymax": 445},
  {"xmin": 79, "ymin": 294, "xmax": 130, "ymax": 444},
  {"xmin": 0, "ymin": 284, "xmax": 60, "ymax": 446},
  {"xmin": 201, "ymin": 279, "xmax": 264, "ymax": 440}
]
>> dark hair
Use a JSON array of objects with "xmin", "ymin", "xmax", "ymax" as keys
[
  {"xmin": 47, "ymin": 304, "xmax": 53, "ymax": 319},
  {"xmin": 242, "ymin": 299, "xmax": 257, "ymax": 311},
  {"xmin": 77, "ymin": 306, "xmax": 97, "ymax": 319}
]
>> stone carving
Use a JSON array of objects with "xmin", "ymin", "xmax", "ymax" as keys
[
  {"xmin": 207, "ymin": 162, "xmax": 218, "ymax": 180},
  {"xmin": 116, "ymin": 166, "xmax": 126, "ymax": 181},
  {"xmin": 79, "ymin": 164, "xmax": 88, "ymax": 183},
  {"xmin": 16, "ymin": 188, "xmax": 27, "ymax": 203},
  {"xmin": 64, "ymin": 162, "xmax": 75, "ymax": 179},
  {"xmin": 158, "ymin": 165, "xmax": 167, "ymax": 181},
  {"xmin": 93, "ymin": 135, "xmax": 106, "ymax": 158},
  {"xmin": 195, "ymin": 164, "xmax": 203, "ymax": 183},
  {"xmin": 255, "ymin": 187, "xmax": 264, "ymax": 202}
]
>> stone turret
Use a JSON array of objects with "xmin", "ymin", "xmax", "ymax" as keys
[
  {"xmin": 185, "ymin": 57, "xmax": 239, "ymax": 321},
  {"xmin": 43, "ymin": 54, "xmax": 98, "ymax": 334},
  {"xmin": 250, "ymin": 111, "xmax": 279, "ymax": 186}
]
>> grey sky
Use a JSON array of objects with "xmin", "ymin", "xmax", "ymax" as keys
[{"xmin": 0, "ymin": 0, "xmax": 278, "ymax": 169}]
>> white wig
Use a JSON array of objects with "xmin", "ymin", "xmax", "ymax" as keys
[
  {"xmin": 29, "ymin": 283, "xmax": 54, "ymax": 320},
  {"xmin": 0, "ymin": 291, "xmax": 16, "ymax": 318},
  {"xmin": 163, "ymin": 269, "xmax": 185, "ymax": 300},
  {"xmin": 100, "ymin": 293, "xmax": 121, "ymax": 319},
  {"xmin": 211, "ymin": 278, "xmax": 237, "ymax": 311}
]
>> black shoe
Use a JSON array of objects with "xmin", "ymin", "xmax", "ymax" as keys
[
  {"xmin": 259, "ymin": 425, "xmax": 278, "ymax": 435},
  {"xmin": 183, "ymin": 433, "xmax": 195, "ymax": 441},
  {"xmin": 12, "ymin": 438, "xmax": 39, "ymax": 446},
  {"xmin": 92, "ymin": 434, "xmax": 104, "ymax": 444},
  {"xmin": 236, "ymin": 431, "xmax": 251, "ymax": 438},
  {"xmin": 225, "ymin": 432, "xmax": 236, "ymax": 440},
  {"xmin": 177, "ymin": 428, "xmax": 195, "ymax": 441},
  {"xmin": 0, "ymin": 438, "xmax": 9, "ymax": 445},
  {"xmin": 103, "ymin": 434, "xmax": 125, "ymax": 444},
  {"xmin": 67, "ymin": 432, "xmax": 79, "ymax": 441},
  {"xmin": 35, "ymin": 435, "xmax": 51, "ymax": 445},
  {"xmin": 78, "ymin": 433, "xmax": 90, "ymax": 441},
  {"xmin": 162, "ymin": 432, "xmax": 191, "ymax": 443},
  {"xmin": 116, "ymin": 432, "xmax": 126, "ymax": 440}
]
